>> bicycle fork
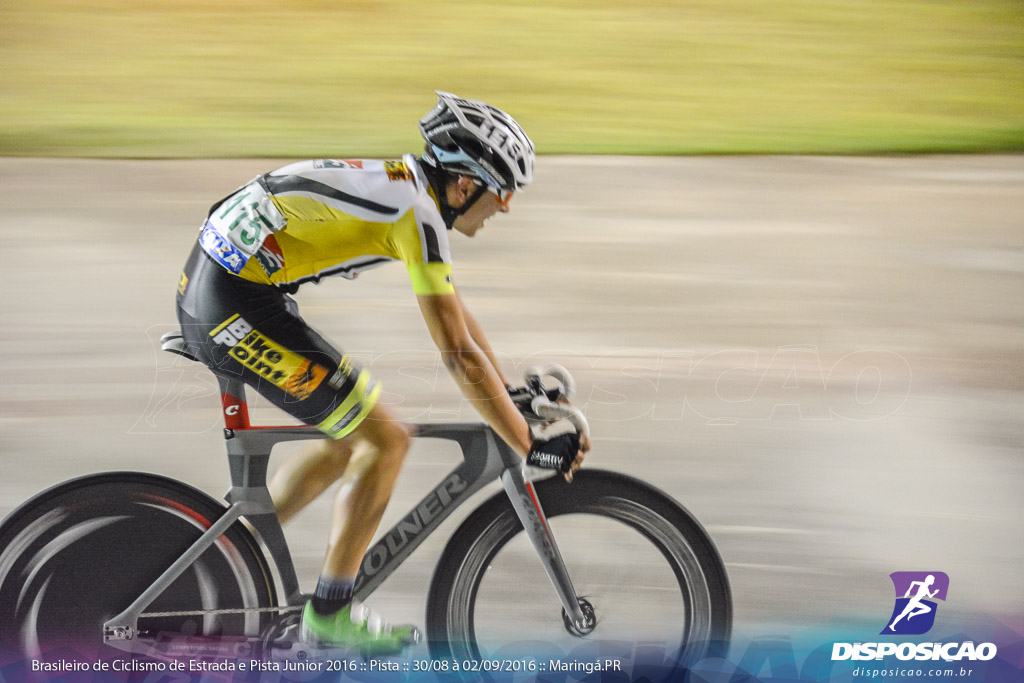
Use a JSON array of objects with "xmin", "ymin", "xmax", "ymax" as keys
[{"xmin": 500, "ymin": 466, "xmax": 594, "ymax": 635}]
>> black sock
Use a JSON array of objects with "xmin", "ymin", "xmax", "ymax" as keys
[{"xmin": 311, "ymin": 576, "xmax": 355, "ymax": 616}]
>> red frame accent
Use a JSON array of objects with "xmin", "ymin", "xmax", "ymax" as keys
[
  {"xmin": 525, "ymin": 481, "xmax": 554, "ymax": 543},
  {"xmin": 220, "ymin": 393, "xmax": 251, "ymax": 430},
  {"xmin": 151, "ymin": 496, "xmax": 212, "ymax": 529},
  {"xmin": 219, "ymin": 392, "xmax": 307, "ymax": 431},
  {"xmin": 140, "ymin": 494, "xmax": 241, "ymax": 558}
]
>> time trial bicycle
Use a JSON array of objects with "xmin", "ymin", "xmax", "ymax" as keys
[{"xmin": 0, "ymin": 330, "xmax": 731, "ymax": 669}]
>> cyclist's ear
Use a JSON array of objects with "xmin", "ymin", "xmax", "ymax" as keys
[{"xmin": 447, "ymin": 176, "xmax": 476, "ymax": 207}]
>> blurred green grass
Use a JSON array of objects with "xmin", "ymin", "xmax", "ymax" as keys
[{"xmin": 1, "ymin": 0, "xmax": 1022, "ymax": 157}]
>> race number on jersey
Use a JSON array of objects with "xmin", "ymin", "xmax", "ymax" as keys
[{"xmin": 201, "ymin": 181, "xmax": 286, "ymax": 274}]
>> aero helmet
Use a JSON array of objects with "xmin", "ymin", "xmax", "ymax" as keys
[{"xmin": 419, "ymin": 91, "xmax": 535, "ymax": 193}]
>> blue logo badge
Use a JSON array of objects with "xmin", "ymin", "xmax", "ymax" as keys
[
  {"xmin": 200, "ymin": 223, "xmax": 247, "ymax": 274},
  {"xmin": 881, "ymin": 571, "xmax": 949, "ymax": 635}
]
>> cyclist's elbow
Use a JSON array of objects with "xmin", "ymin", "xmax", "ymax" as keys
[
  {"xmin": 441, "ymin": 346, "xmax": 473, "ymax": 373},
  {"xmin": 441, "ymin": 346, "xmax": 487, "ymax": 384}
]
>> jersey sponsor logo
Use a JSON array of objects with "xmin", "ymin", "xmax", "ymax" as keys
[
  {"xmin": 253, "ymin": 233, "xmax": 285, "ymax": 276},
  {"xmin": 209, "ymin": 314, "xmax": 328, "ymax": 400},
  {"xmin": 312, "ymin": 159, "xmax": 364, "ymax": 170},
  {"xmin": 200, "ymin": 225, "xmax": 247, "ymax": 274},
  {"xmin": 383, "ymin": 160, "xmax": 412, "ymax": 182}
]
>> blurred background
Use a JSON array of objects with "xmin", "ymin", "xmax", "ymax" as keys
[
  {"xmin": 1, "ymin": 0, "xmax": 1022, "ymax": 653},
  {"xmin": 1, "ymin": 0, "xmax": 1022, "ymax": 156}
]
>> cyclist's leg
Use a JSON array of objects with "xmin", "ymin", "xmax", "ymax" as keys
[
  {"xmin": 291, "ymin": 376, "xmax": 416, "ymax": 652},
  {"xmin": 268, "ymin": 401, "xmax": 413, "ymax": 576},
  {"xmin": 270, "ymin": 438, "xmax": 355, "ymax": 525},
  {"xmin": 320, "ymin": 401, "xmax": 411, "ymax": 578}
]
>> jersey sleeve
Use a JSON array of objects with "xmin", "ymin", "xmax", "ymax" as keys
[{"xmin": 391, "ymin": 181, "xmax": 454, "ymax": 296}]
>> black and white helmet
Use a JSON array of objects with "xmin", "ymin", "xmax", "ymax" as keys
[{"xmin": 419, "ymin": 91, "xmax": 535, "ymax": 192}]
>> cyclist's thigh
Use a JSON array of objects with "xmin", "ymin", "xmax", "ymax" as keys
[{"xmin": 176, "ymin": 244, "xmax": 379, "ymax": 438}]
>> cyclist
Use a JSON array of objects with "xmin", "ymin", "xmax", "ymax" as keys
[{"xmin": 174, "ymin": 91, "xmax": 588, "ymax": 653}]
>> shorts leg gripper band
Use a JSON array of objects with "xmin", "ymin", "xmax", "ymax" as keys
[{"xmin": 317, "ymin": 370, "xmax": 381, "ymax": 439}]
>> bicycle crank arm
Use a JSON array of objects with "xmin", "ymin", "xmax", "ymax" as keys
[{"xmin": 500, "ymin": 466, "xmax": 591, "ymax": 632}]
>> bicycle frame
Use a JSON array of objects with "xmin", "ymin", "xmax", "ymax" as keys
[{"xmin": 103, "ymin": 372, "xmax": 588, "ymax": 643}]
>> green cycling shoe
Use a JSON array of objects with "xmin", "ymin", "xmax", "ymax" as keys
[{"xmin": 299, "ymin": 601, "xmax": 420, "ymax": 656}]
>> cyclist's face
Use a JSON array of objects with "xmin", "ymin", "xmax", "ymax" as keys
[{"xmin": 450, "ymin": 180, "xmax": 511, "ymax": 237}]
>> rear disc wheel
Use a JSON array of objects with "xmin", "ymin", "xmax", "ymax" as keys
[{"xmin": 0, "ymin": 473, "xmax": 276, "ymax": 659}]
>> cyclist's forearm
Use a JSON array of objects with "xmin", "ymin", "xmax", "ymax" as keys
[
  {"xmin": 458, "ymin": 296, "xmax": 511, "ymax": 386},
  {"xmin": 469, "ymin": 324, "xmax": 509, "ymax": 387},
  {"xmin": 443, "ymin": 345, "xmax": 531, "ymax": 456}
]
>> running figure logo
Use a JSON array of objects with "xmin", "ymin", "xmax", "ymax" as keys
[{"xmin": 881, "ymin": 571, "xmax": 949, "ymax": 635}]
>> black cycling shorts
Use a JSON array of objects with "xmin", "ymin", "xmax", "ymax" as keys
[{"xmin": 175, "ymin": 243, "xmax": 380, "ymax": 438}]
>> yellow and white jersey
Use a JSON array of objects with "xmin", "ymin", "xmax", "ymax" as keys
[{"xmin": 198, "ymin": 154, "xmax": 454, "ymax": 296}]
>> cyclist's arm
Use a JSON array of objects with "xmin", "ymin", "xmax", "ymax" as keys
[
  {"xmin": 454, "ymin": 287, "xmax": 512, "ymax": 388},
  {"xmin": 417, "ymin": 292, "xmax": 531, "ymax": 457}
]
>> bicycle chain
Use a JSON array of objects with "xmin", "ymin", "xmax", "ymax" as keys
[{"xmin": 139, "ymin": 605, "xmax": 303, "ymax": 618}]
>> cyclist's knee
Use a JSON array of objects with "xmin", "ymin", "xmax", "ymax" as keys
[
  {"xmin": 317, "ymin": 438, "xmax": 353, "ymax": 470},
  {"xmin": 377, "ymin": 421, "xmax": 410, "ymax": 461},
  {"xmin": 356, "ymin": 404, "xmax": 410, "ymax": 461},
  {"xmin": 322, "ymin": 436, "xmax": 351, "ymax": 456}
]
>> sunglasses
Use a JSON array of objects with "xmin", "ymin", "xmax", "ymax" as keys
[{"xmin": 473, "ymin": 180, "xmax": 515, "ymax": 209}]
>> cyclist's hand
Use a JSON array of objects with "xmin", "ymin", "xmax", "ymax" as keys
[
  {"xmin": 527, "ymin": 421, "xmax": 587, "ymax": 483},
  {"xmin": 580, "ymin": 431, "xmax": 592, "ymax": 453},
  {"xmin": 568, "ymin": 432, "xmax": 591, "ymax": 483}
]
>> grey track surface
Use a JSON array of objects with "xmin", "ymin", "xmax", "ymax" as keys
[{"xmin": 1, "ymin": 156, "xmax": 1022, "ymax": 639}]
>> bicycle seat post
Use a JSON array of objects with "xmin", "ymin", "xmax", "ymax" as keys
[
  {"xmin": 215, "ymin": 374, "xmax": 309, "ymax": 606},
  {"xmin": 215, "ymin": 375, "xmax": 267, "ymax": 492}
]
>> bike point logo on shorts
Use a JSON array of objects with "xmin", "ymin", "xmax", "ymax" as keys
[
  {"xmin": 881, "ymin": 571, "xmax": 949, "ymax": 635},
  {"xmin": 210, "ymin": 314, "xmax": 328, "ymax": 401}
]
